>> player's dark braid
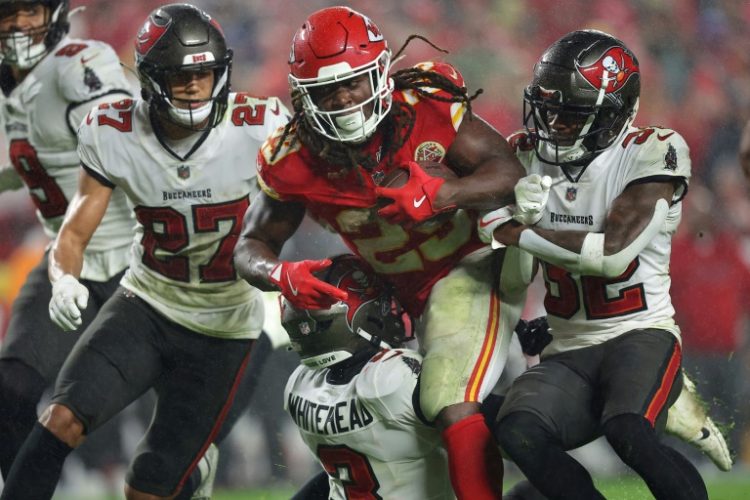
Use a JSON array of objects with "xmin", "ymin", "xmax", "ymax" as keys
[{"xmin": 270, "ymin": 34, "xmax": 482, "ymax": 173}]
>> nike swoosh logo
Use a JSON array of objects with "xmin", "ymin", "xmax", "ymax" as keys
[
  {"xmin": 413, "ymin": 195, "xmax": 427, "ymax": 208},
  {"xmin": 479, "ymin": 216, "xmax": 506, "ymax": 228},
  {"xmin": 270, "ymin": 100, "xmax": 280, "ymax": 115},
  {"xmin": 657, "ymin": 132, "xmax": 674, "ymax": 141},
  {"xmin": 287, "ymin": 273, "xmax": 299, "ymax": 296},
  {"xmin": 80, "ymin": 54, "xmax": 98, "ymax": 65}
]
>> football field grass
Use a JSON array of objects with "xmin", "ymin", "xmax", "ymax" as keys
[{"xmin": 209, "ymin": 474, "xmax": 750, "ymax": 499}]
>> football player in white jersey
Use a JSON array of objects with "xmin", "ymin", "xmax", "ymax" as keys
[
  {"xmin": 282, "ymin": 254, "xmax": 454, "ymax": 500},
  {"xmin": 483, "ymin": 31, "xmax": 709, "ymax": 499},
  {"xmin": 0, "ymin": 4, "xmax": 289, "ymax": 499},
  {"xmin": 0, "ymin": 0, "xmax": 136, "ymax": 480}
]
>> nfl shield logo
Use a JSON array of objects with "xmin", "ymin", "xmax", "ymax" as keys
[
  {"xmin": 177, "ymin": 165, "xmax": 190, "ymax": 179},
  {"xmin": 299, "ymin": 322, "xmax": 311, "ymax": 335},
  {"xmin": 566, "ymin": 187, "xmax": 577, "ymax": 201}
]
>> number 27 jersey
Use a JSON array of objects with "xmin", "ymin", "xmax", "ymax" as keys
[{"xmin": 77, "ymin": 93, "xmax": 290, "ymax": 339}]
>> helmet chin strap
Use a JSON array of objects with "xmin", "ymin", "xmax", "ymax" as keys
[
  {"xmin": 356, "ymin": 327, "xmax": 391, "ymax": 349},
  {"xmin": 334, "ymin": 108, "xmax": 378, "ymax": 143},
  {"xmin": 166, "ymin": 100, "xmax": 213, "ymax": 126}
]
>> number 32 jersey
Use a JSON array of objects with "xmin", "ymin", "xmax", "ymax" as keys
[
  {"xmin": 77, "ymin": 93, "xmax": 290, "ymax": 339},
  {"xmin": 513, "ymin": 126, "xmax": 691, "ymax": 354},
  {"xmin": 285, "ymin": 349, "xmax": 452, "ymax": 500}
]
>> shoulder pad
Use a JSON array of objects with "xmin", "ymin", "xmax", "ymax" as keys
[
  {"xmin": 228, "ymin": 92, "xmax": 291, "ymax": 129},
  {"xmin": 412, "ymin": 61, "xmax": 466, "ymax": 88},
  {"xmin": 56, "ymin": 40, "xmax": 131, "ymax": 102},
  {"xmin": 259, "ymin": 123, "xmax": 300, "ymax": 166},
  {"xmin": 356, "ymin": 349, "xmax": 421, "ymax": 401},
  {"xmin": 621, "ymin": 126, "xmax": 691, "ymax": 184}
]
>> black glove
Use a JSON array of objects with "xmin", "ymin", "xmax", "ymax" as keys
[{"xmin": 514, "ymin": 316, "xmax": 552, "ymax": 356}]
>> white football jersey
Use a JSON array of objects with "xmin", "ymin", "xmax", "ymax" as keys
[
  {"xmin": 77, "ymin": 93, "xmax": 290, "ymax": 338},
  {"xmin": 0, "ymin": 37, "xmax": 134, "ymax": 280},
  {"xmin": 515, "ymin": 126, "xmax": 691, "ymax": 354},
  {"xmin": 285, "ymin": 349, "xmax": 453, "ymax": 500}
]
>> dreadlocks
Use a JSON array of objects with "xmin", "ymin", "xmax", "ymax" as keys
[{"xmin": 271, "ymin": 36, "xmax": 483, "ymax": 172}]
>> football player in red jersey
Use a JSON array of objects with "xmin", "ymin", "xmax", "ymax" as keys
[{"xmin": 234, "ymin": 6, "xmax": 529, "ymax": 499}]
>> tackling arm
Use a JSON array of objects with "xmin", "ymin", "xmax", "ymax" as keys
[
  {"xmin": 492, "ymin": 180, "xmax": 677, "ymax": 278},
  {"xmin": 49, "ymin": 168, "xmax": 113, "ymax": 283}
]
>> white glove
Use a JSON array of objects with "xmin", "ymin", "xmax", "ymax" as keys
[
  {"xmin": 49, "ymin": 274, "xmax": 89, "ymax": 332},
  {"xmin": 477, "ymin": 205, "xmax": 515, "ymax": 247},
  {"xmin": 513, "ymin": 174, "xmax": 552, "ymax": 226}
]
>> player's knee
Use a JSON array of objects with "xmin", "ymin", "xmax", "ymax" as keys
[
  {"xmin": 495, "ymin": 411, "xmax": 550, "ymax": 461},
  {"xmin": 436, "ymin": 401, "xmax": 482, "ymax": 429},
  {"xmin": 39, "ymin": 404, "xmax": 86, "ymax": 448},
  {"xmin": 603, "ymin": 413, "xmax": 653, "ymax": 460}
]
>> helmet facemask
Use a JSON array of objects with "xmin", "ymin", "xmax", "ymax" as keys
[
  {"xmin": 0, "ymin": 1, "xmax": 68, "ymax": 69},
  {"xmin": 141, "ymin": 52, "xmax": 232, "ymax": 132},
  {"xmin": 524, "ymin": 85, "xmax": 635, "ymax": 166},
  {"xmin": 290, "ymin": 49, "xmax": 393, "ymax": 144}
]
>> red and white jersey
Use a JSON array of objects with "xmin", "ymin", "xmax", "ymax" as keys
[
  {"xmin": 0, "ymin": 37, "xmax": 134, "ymax": 280},
  {"xmin": 285, "ymin": 349, "xmax": 452, "ymax": 500},
  {"xmin": 512, "ymin": 126, "xmax": 691, "ymax": 354},
  {"xmin": 258, "ymin": 62, "xmax": 484, "ymax": 315},
  {"xmin": 77, "ymin": 93, "xmax": 290, "ymax": 338}
]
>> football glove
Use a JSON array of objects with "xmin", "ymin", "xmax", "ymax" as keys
[
  {"xmin": 375, "ymin": 161, "xmax": 455, "ymax": 224},
  {"xmin": 514, "ymin": 316, "xmax": 552, "ymax": 356},
  {"xmin": 269, "ymin": 259, "xmax": 348, "ymax": 310},
  {"xmin": 49, "ymin": 274, "xmax": 89, "ymax": 332},
  {"xmin": 513, "ymin": 174, "xmax": 552, "ymax": 226}
]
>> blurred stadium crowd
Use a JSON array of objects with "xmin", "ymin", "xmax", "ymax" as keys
[{"xmin": 0, "ymin": 0, "xmax": 749, "ymax": 495}]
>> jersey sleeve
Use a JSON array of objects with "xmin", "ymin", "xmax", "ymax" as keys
[
  {"xmin": 356, "ymin": 350, "xmax": 423, "ymax": 424},
  {"xmin": 76, "ymin": 108, "xmax": 114, "ymax": 188},
  {"xmin": 410, "ymin": 61, "xmax": 469, "ymax": 132},
  {"xmin": 624, "ymin": 128, "xmax": 691, "ymax": 202},
  {"xmin": 56, "ymin": 40, "xmax": 132, "ymax": 103}
]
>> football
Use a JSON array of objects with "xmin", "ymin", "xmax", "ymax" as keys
[{"xmin": 378, "ymin": 161, "xmax": 458, "ymax": 227}]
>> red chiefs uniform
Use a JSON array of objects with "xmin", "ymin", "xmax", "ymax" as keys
[{"xmin": 258, "ymin": 62, "xmax": 483, "ymax": 315}]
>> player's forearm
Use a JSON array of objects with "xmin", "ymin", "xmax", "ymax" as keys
[
  {"xmin": 0, "ymin": 164, "xmax": 23, "ymax": 192},
  {"xmin": 233, "ymin": 237, "xmax": 281, "ymax": 291},
  {"xmin": 49, "ymin": 231, "xmax": 87, "ymax": 282},
  {"xmin": 437, "ymin": 158, "xmax": 522, "ymax": 211}
]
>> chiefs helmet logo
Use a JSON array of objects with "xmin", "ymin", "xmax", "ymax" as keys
[
  {"xmin": 577, "ymin": 46, "xmax": 638, "ymax": 94},
  {"xmin": 136, "ymin": 15, "xmax": 171, "ymax": 56},
  {"xmin": 362, "ymin": 15, "xmax": 384, "ymax": 43}
]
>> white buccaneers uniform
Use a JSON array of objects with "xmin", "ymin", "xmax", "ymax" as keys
[
  {"xmin": 515, "ymin": 126, "xmax": 690, "ymax": 355},
  {"xmin": 0, "ymin": 37, "xmax": 133, "ymax": 280},
  {"xmin": 77, "ymin": 93, "xmax": 290, "ymax": 338},
  {"xmin": 285, "ymin": 349, "xmax": 453, "ymax": 500}
]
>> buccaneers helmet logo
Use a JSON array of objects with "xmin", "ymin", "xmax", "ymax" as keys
[
  {"xmin": 576, "ymin": 46, "xmax": 638, "ymax": 94},
  {"xmin": 136, "ymin": 15, "xmax": 171, "ymax": 56}
]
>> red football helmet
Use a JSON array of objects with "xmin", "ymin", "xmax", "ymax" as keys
[{"xmin": 288, "ymin": 6, "xmax": 393, "ymax": 143}]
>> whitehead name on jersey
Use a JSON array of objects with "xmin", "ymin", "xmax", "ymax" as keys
[
  {"xmin": 285, "ymin": 349, "xmax": 452, "ymax": 500},
  {"xmin": 77, "ymin": 92, "xmax": 290, "ymax": 338},
  {"xmin": 515, "ymin": 126, "xmax": 691, "ymax": 354},
  {"xmin": 0, "ymin": 37, "xmax": 134, "ymax": 279}
]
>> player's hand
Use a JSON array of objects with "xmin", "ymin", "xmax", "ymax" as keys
[
  {"xmin": 269, "ymin": 259, "xmax": 348, "ymax": 310},
  {"xmin": 375, "ymin": 161, "xmax": 455, "ymax": 224},
  {"xmin": 513, "ymin": 174, "xmax": 552, "ymax": 225},
  {"xmin": 514, "ymin": 316, "xmax": 552, "ymax": 356},
  {"xmin": 49, "ymin": 274, "xmax": 89, "ymax": 332},
  {"xmin": 477, "ymin": 206, "xmax": 515, "ymax": 246}
]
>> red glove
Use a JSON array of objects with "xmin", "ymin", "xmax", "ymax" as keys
[
  {"xmin": 375, "ymin": 161, "xmax": 455, "ymax": 224},
  {"xmin": 269, "ymin": 259, "xmax": 348, "ymax": 310}
]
